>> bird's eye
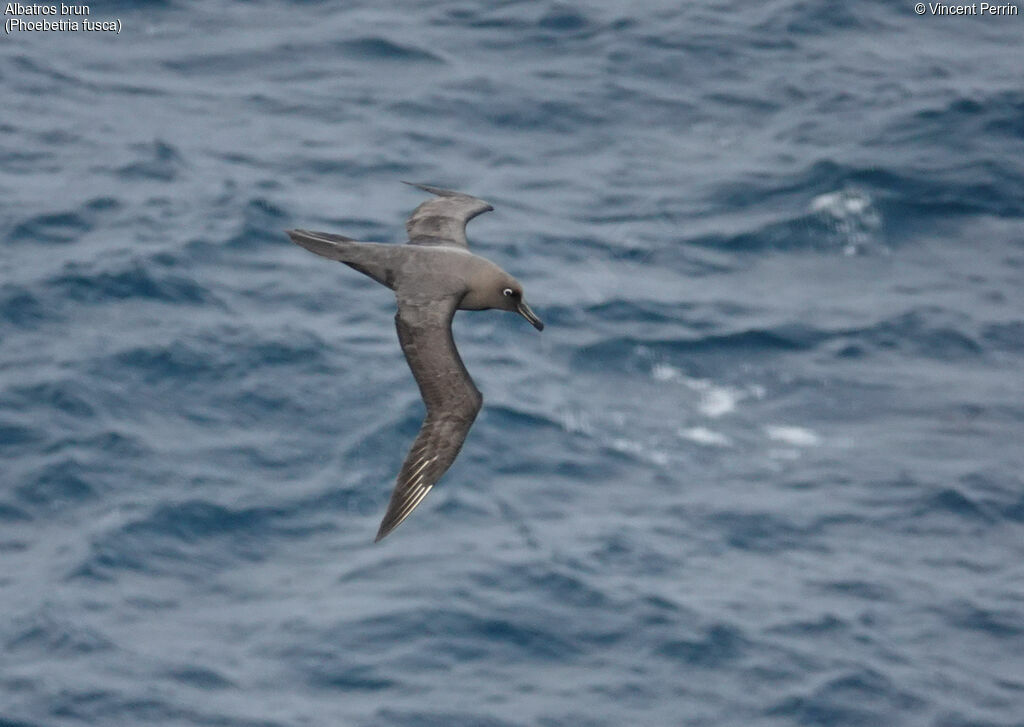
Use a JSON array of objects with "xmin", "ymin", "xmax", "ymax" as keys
[{"xmin": 503, "ymin": 288, "xmax": 514, "ymax": 297}]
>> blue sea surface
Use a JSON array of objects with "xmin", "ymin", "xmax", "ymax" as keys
[{"xmin": 2, "ymin": 1, "xmax": 1023, "ymax": 725}]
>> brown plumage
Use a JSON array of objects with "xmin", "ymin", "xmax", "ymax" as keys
[{"xmin": 287, "ymin": 183, "xmax": 543, "ymax": 541}]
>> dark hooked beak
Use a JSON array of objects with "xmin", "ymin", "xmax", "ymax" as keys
[{"xmin": 516, "ymin": 300, "xmax": 544, "ymax": 331}]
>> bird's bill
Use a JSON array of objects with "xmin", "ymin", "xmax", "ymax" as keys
[{"xmin": 516, "ymin": 301, "xmax": 544, "ymax": 331}]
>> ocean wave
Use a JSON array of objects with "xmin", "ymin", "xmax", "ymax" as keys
[
  {"xmin": 115, "ymin": 140, "xmax": 183, "ymax": 182},
  {"xmin": 706, "ymin": 511, "xmax": 839, "ymax": 554},
  {"xmin": 0, "ymin": 422, "xmax": 44, "ymax": 453},
  {"xmin": 371, "ymin": 710, "xmax": 522, "ymax": 727},
  {"xmin": 163, "ymin": 36, "xmax": 441, "ymax": 79},
  {"xmin": 572, "ymin": 305, "xmax": 1004, "ymax": 372},
  {"xmin": 73, "ymin": 498, "xmax": 332, "ymax": 581},
  {"xmin": 97, "ymin": 327, "xmax": 330, "ymax": 385},
  {"xmin": 939, "ymin": 600, "xmax": 1024, "ymax": 638},
  {"xmin": 6, "ymin": 197, "xmax": 119, "ymax": 245},
  {"xmin": 810, "ymin": 579, "xmax": 897, "ymax": 602},
  {"xmin": 472, "ymin": 562, "xmax": 610, "ymax": 610},
  {"xmin": 656, "ymin": 623, "xmax": 748, "ymax": 668},
  {"xmin": 915, "ymin": 488, "xmax": 998, "ymax": 524},
  {"xmin": 878, "ymin": 90, "xmax": 1024, "ymax": 155},
  {"xmin": 698, "ymin": 157, "xmax": 1024, "ymax": 254},
  {"xmin": 831, "ymin": 309, "xmax": 986, "ymax": 360},
  {"xmin": 0, "ymin": 289, "xmax": 50, "ymax": 328},
  {"xmin": 767, "ymin": 668, "xmax": 924, "ymax": 725},
  {"xmin": 0, "ymin": 380, "xmax": 99, "ymax": 420},
  {"xmin": 334, "ymin": 37, "xmax": 444, "ymax": 63},
  {"xmin": 15, "ymin": 458, "xmax": 97, "ymax": 511},
  {"xmin": 4, "ymin": 611, "xmax": 114, "ymax": 656},
  {"xmin": 981, "ymin": 321, "xmax": 1024, "ymax": 353},
  {"xmin": 46, "ymin": 688, "xmax": 288, "ymax": 727},
  {"xmin": 47, "ymin": 260, "xmax": 211, "ymax": 305},
  {"xmin": 572, "ymin": 327, "xmax": 822, "ymax": 371},
  {"xmin": 223, "ymin": 198, "xmax": 290, "ymax": 249},
  {"xmin": 162, "ymin": 666, "xmax": 235, "ymax": 691},
  {"xmin": 0, "ymin": 502, "xmax": 33, "ymax": 523}
]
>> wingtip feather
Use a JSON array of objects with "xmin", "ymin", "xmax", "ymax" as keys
[{"xmin": 402, "ymin": 181, "xmax": 463, "ymax": 198}]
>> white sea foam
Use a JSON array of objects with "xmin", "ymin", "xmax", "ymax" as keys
[
  {"xmin": 811, "ymin": 189, "xmax": 872, "ymax": 217},
  {"xmin": 679, "ymin": 375, "xmax": 745, "ymax": 418},
  {"xmin": 764, "ymin": 425, "xmax": 820, "ymax": 446},
  {"xmin": 695, "ymin": 384, "xmax": 742, "ymax": 418},
  {"xmin": 651, "ymin": 362, "xmax": 681, "ymax": 382},
  {"xmin": 611, "ymin": 438, "xmax": 669, "ymax": 465},
  {"xmin": 809, "ymin": 188, "xmax": 883, "ymax": 254},
  {"xmin": 651, "ymin": 363, "xmax": 762, "ymax": 418},
  {"xmin": 679, "ymin": 426, "xmax": 732, "ymax": 447},
  {"xmin": 559, "ymin": 409, "xmax": 594, "ymax": 436}
]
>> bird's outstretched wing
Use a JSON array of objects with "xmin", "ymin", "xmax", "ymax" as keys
[
  {"xmin": 402, "ymin": 182, "xmax": 493, "ymax": 249},
  {"xmin": 376, "ymin": 294, "xmax": 483, "ymax": 541}
]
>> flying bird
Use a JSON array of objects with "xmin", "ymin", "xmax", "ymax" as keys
[{"xmin": 287, "ymin": 183, "xmax": 544, "ymax": 541}]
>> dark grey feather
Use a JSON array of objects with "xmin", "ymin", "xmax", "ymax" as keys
[
  {"xmin": 375, "ymin": 294, "xmax": 483, "ymax": 541},
  {"xmin": 402, "ymin": 182, "xmax": 494, "ymax": 248},
  {"xmin": 286, "ymin": 184, "xmax": 542, "ymax": 542}
]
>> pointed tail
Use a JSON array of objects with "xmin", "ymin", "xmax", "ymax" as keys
[{"xmin": 286, "ymin": 229, "xmax": 398, "ymax": 289}]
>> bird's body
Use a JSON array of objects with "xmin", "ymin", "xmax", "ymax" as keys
[{"xmin": 287, "ymin": 184, "xmax": 543, "ymax": 541}]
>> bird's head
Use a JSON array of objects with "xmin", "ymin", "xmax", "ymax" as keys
[
  {"xmin": 496, "ymin": 278, "xmax": 544, "ymax": 331},
  {"xmin": 460, "ymin": 262, "xmax": 544, "ymax": 330}
]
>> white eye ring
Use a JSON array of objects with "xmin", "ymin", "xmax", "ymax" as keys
[{"xmin": 503, "ymin": 288, "xmax": 514, "ymax": 297}]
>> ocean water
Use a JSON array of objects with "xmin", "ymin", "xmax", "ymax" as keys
[{"xmin": 2, "ymin": 1, "xmax": 1023, "ymax": 725}]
